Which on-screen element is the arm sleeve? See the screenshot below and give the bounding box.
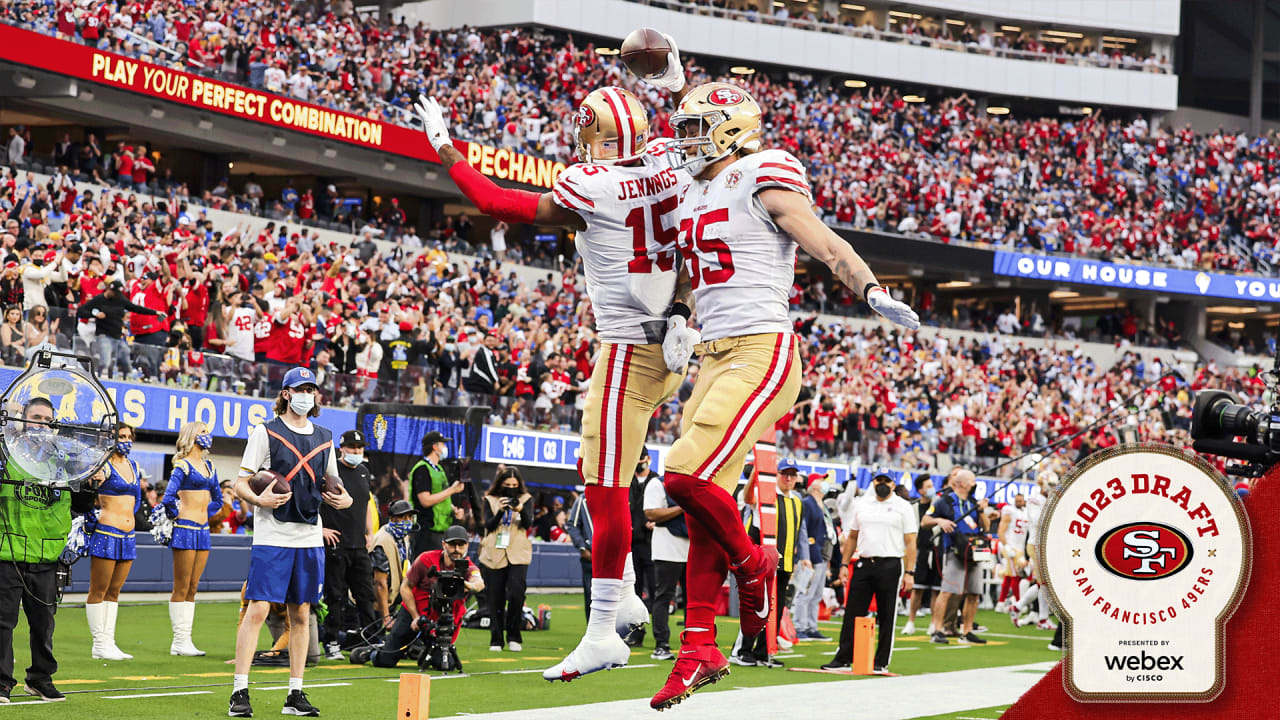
[124,299,161,315]
[518,501,535,529]
[162,464,183,519]
[448,161,541,224]
[76,294,102,319]
[206,467,223,518]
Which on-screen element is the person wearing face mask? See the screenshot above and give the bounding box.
[478,467,533,652]
[351,525,484,668]
[902,474,940,636]
[230,366,351,719]
[368,501,417,633]
[409,431,463,560]
[319,430,377,659]
[822,473,918,675]
[85,423,142,662]
[793,474,836,642]
[161,421,222,657]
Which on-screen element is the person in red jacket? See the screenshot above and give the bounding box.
[130,274,172,345]
[811,399,839,457]
[298,189,314,221]
[114,144,134,189]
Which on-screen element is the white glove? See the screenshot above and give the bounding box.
[642,33,686,93]
[414,94,453,152]
[662,315,700,373]
[866,285,920,330]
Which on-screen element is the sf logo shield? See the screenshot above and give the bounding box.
[1095,522,1193,580]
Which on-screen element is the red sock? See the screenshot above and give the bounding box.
[1010,578,1021,601]
[682,513,728,645]
[584,485,630,579]
[999,576,1014,603]
[665,471,756,568]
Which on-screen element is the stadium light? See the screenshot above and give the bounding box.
[844,79,867,88]
[888,10,922,19]
[1103,36,1138,43]
[384,160,397,172]
[271,134,287,147]
[1000,25,1021,32]
[1042,29,1084,38]
[14,73,35,89]
[595,47,619,55]
[1049,290,1079,299]
[902,95,925,103]
[937,281,973,289]
[228,162,235,170]
[840,4,865,10]
[1206,306,1257,315]
[322,146,338,159]
[987,106,1010,115]
[730,66,756,75]
[1082,107,1093,115]
[945,19,966,26]
[197,116,213,130]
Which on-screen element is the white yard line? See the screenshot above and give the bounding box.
[103,690,214,700]
[457,661,1058,720]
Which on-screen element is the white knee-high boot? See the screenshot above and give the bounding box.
[87,603,127,660]
[103,601,133,659]
[170,601,204,656]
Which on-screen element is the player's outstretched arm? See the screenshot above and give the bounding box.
[415,95,584,230]
[760,188,920,330]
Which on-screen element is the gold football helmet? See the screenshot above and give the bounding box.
[573,87,650,164]
[668,82,763,176]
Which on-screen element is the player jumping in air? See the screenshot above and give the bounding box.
[413,35,700,683]
[649,81,920,710]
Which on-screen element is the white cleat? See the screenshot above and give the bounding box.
[170,639,205,656]
[616,592,649,636]
[901,620,916,636]
[542,634,631,683]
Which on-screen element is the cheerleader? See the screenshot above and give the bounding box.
[86,423,141,660]
[161,421,222,656]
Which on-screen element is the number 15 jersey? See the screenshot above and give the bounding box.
[678,149,812,342]
[551,139,691,345]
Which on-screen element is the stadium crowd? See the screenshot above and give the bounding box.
[0,6,1268,275]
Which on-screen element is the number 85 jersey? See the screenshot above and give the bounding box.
[551,138,691,345]
[678,149,812,342]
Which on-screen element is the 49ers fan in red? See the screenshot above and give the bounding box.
[412,32,698,685]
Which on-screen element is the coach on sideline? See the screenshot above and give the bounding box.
[822,473,917,675]
[230,367,351,718]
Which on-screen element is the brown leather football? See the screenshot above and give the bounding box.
[248,470,289,496]
[621,27,670,78]
[323,473,343,495]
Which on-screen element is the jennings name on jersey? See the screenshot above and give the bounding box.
[679,149,812,342]
[551,138,691,345]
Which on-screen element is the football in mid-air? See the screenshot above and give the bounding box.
[249,470,289,496]
[621,27,671,78]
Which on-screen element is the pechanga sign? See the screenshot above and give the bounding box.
[0,24,565,189]
[993,251,1280,301]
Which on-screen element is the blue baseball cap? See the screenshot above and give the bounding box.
[778,458,800,474]
[282,366,318,389]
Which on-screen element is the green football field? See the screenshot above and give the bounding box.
[4,596,1055,718]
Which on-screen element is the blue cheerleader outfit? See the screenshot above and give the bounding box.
[88,458,141,561]
[162,458,222,551]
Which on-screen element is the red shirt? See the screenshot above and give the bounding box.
[129,280,169,336]
[812,410,837,441]
[266,311,308,364]
[253,315,272,355]
[115,152,134,178]
[181,282,209,328]
[403,550,473,643]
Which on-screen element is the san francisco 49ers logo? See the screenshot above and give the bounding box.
[576,105,596,128]
[708,88,744,106]
[1094,522,1193,581]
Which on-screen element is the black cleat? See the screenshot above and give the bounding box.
[961,632,988,645]
[931,631,950,644]
[282,689,319,716]
[820,660,851,671]
[228,689,253,717]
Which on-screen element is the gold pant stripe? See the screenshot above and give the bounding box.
[580,342,683,488]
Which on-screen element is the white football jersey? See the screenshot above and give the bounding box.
[1002,503,1030,551]
[551,139,690,344]
[1025,486,1047,545]
[678,149,812,341]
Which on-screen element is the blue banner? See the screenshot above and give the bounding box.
[0,367,357,441]
[992,251,1280,301]
[849,466,1030,503]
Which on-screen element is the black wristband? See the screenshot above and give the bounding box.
[863,282,880,300]
[668,302,691,320]
[904,570,915,576]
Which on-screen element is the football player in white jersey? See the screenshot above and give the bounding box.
[1013,471,1060,630]
[996,493,1030,612]
[648,81,919,710]
[414,49,701,683]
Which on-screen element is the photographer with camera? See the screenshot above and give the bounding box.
[921,469,990,646]
[350,525,482,668]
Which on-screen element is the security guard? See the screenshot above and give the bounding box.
[823,473,918,674]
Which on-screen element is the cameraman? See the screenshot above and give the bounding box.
[0,398,98,702]
[922,469,989,645]
[354,525,482,668]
